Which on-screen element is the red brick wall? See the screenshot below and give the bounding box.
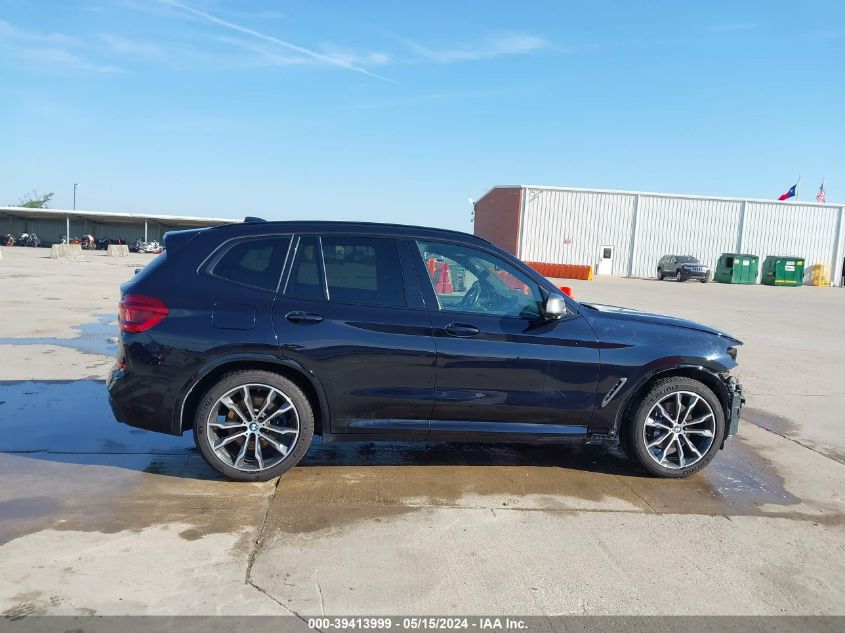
[472,187,521,256]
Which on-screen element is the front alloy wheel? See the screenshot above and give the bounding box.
[642,391,716,470]
[625,376,725,477]
[676,270,683,282]
[194,370,314,481]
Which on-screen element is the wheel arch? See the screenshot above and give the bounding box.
[175,355,329,438]
[613,365,729,436]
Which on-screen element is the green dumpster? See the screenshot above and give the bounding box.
[761,255,804,286]
[714,253,759,284]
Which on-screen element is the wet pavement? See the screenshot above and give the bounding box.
[0,313,119,357]
[0,247,843,615]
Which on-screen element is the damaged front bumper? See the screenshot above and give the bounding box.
[725,375,744,436]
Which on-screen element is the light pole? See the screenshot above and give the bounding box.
[67,183,78,244]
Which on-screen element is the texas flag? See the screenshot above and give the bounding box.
[778,184,797,201]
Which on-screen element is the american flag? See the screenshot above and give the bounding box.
[817,181,826,204]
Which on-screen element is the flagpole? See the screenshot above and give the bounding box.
[796,175,801,200]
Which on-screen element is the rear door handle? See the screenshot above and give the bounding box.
[445,322,480,337]
[285,311,324,324]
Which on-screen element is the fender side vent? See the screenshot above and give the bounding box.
[601,377,628,408]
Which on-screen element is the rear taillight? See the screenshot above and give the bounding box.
[119,295,169,333]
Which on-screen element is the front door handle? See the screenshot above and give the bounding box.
[445,322,480,337]
[285,311,324,324]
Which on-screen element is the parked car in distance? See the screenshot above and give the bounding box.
[658,255,711,282]
[108,220,743,481]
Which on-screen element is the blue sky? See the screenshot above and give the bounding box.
[1,1,842,230]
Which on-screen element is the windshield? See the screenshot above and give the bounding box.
[677,256,700,264]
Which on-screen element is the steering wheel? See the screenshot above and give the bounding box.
[459,281,488,311]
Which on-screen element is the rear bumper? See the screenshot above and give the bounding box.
[107,363,178,435]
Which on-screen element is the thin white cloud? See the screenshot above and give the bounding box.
[100,33,165,59]
[214,36,313,67]
[710,23,759,33]
[405,33,549,63]
[0,19,121,74]
[158,0,397,82]
[321,47,392,67]
[335,88,514,111]
[0,19,81,48]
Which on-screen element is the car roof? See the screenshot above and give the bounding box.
[208,220,490,244]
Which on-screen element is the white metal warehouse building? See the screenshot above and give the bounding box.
[473,185,845,284]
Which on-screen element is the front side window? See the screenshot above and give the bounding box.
[416,240,543,318]
[322,236,405,307]
[212,236,290,291]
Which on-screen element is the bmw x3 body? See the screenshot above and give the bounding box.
[108,220,744,481]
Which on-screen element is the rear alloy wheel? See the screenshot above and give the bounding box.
[657,268,664,280]
[625,377,725,478]
[194,370,313,481]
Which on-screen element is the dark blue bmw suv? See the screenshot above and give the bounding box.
[108,220,744,481]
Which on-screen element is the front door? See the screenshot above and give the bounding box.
[412,239,599,436]
[273,234,436,434]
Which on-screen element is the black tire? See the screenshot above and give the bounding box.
[623,376,725,478]
[699,278,708,284]
[675,270,684,282]
[657,268,664,280]
[193,369,314,481]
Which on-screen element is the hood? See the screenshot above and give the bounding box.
[580,303,742,343]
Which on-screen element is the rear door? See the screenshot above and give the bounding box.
[272,233,436,434]
[412,238,599,436]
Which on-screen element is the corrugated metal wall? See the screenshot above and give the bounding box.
[511,186,845,283]
[742,202,840,273]
[632,196,743,277]
[520,188,636,277]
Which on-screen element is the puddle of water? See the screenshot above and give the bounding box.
[270,434,804,534]
[0,379,192,454]
[0,452,272,547]
[0,379,828,545]
[0,312,118,356]
[0,378,268,546]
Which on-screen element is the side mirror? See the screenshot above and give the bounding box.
[542,293,567,320]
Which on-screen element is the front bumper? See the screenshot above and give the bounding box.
[681,268,710,279]
[726,379,744,436]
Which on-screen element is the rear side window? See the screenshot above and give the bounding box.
[322,236,405,307]
[285,236,325,301]
[284,235,406,307]
[212,236,290,291]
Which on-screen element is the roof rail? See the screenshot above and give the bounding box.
[244,216,267,223]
